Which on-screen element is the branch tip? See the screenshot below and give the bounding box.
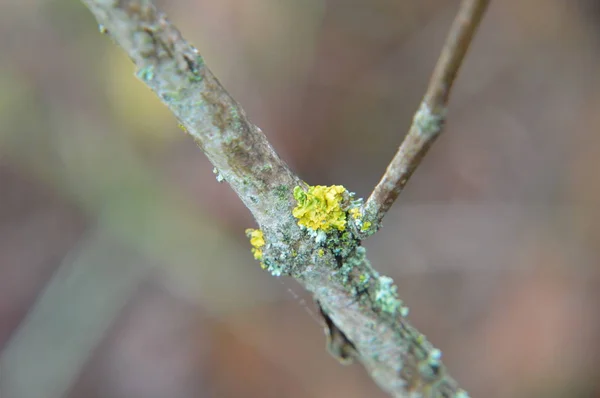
[365,0,490,227]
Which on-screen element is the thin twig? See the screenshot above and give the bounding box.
[364,0,490,227]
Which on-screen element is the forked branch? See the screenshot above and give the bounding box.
[80,0,490,396]
[365,0,490,227]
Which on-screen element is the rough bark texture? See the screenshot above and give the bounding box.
[80,0,487,396]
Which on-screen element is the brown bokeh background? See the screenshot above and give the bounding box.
[1,0,600,397]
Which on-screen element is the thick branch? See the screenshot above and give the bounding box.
[81,1,481,396]
[365,0,490,226]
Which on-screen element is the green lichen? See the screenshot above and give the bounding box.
[229,106,242,131]
[188,55,205,82]
[375,275,409,316]
[261,259,284,276]
[414,102,445,137]
[136,65,154,82]
[212,167,224,183]
[454,389,470,398]
[275,184,289,200]
[161,91,184,102]
[358,273,370,288]
[338,246,366,284]
[428,348,442,367]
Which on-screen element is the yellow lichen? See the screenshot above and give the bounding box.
[349,208,361,219]
[349,207,372,232]
[318,249,325,257]
[245,228,265,260]
[292,185,348,232]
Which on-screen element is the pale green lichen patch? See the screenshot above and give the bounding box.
[375,276,409,316]
[212,167,225,182]
[188,55,205,82]
[274,184,289,201]
[454,389,470,398]
[338,245,366,284]
[413,102,446,137]
[136,65,155,82]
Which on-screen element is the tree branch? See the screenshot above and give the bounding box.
[80,0,488,396]
[364,0,490,227]
[82,0,301,230]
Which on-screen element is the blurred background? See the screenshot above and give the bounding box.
[1,0,600,397]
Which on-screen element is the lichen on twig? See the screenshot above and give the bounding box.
[80,0,490,396]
